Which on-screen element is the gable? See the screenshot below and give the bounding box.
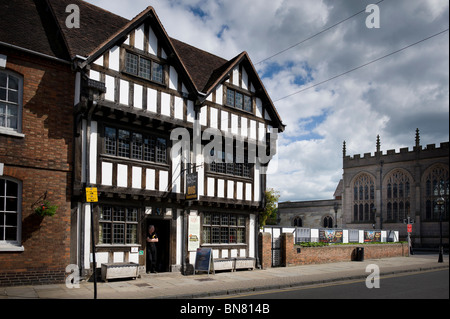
[203,54,285,132]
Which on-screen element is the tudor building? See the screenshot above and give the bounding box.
[69,4,284,276]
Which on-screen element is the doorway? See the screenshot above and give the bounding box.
[146,218,171,273]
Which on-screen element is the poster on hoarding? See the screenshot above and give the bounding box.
[364,230,381,242]
[319,229,343,243]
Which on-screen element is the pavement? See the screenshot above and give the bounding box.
[0,253,448,299]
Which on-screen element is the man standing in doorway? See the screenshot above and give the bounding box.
[146,225,159,274]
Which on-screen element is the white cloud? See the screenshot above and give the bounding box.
[86,0,449,202]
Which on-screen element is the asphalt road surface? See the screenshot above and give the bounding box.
[224,269,449,299]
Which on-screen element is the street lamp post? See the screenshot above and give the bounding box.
[436,197,445,263]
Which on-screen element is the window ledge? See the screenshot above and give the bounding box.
[0,243,24,252]
[0,128,25,138]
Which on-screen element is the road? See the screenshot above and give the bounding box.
[222,269,449,299]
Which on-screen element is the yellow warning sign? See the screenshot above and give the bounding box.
[86,187,98,202]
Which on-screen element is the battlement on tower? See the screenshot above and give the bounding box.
[343,137,449,169]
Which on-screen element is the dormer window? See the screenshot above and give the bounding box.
[226,88,252,113]
[124,51,164,84]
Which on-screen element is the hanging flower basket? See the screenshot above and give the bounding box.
[34,200,58,217]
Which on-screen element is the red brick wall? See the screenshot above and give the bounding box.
[0,49,74,286]
[258,232,272,269]
[259,232,409,269]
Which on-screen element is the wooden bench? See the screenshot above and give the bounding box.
[101,262,139,282]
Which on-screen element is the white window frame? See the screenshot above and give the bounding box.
[0,70,24,138]
[0,177,24,252]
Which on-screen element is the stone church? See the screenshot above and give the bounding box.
[279,129,449,248]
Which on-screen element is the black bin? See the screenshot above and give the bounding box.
[355,247,364,261]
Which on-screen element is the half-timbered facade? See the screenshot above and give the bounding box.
[72,5,285,276]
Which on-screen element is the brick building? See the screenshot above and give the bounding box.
[0,0,75,285]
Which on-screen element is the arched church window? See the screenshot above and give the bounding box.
[352,173,376,222]
[423,165,449,221]
[385,169,412,222]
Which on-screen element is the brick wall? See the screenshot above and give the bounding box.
[258,232,272,269]
[258,232,409,269]
[0,49,74,286]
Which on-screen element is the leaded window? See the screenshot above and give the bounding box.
[125,51,164,84]
[352,173,375,222]
[423,165,449,221]
[202,213,246,244]
[104,127,167,164]
[226,88,252,113]
[385,169,411,222]
[99,206,138,245]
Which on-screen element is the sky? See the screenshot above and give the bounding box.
[85,0,449,202]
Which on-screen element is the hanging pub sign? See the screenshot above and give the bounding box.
[186,172,198,200]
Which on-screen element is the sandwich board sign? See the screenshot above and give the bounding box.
[194,248,214,275]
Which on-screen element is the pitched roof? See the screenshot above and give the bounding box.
[0,0,70,60]
[47,0,128,59]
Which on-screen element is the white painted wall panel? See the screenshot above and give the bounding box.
[109,46,120,71]
[119,80,129,105]
[146,169,155,190]
[210,107,218,128]
[89,70,100,81]
[174,96,183,120]
[147,88,157,113]
[258,122,265,142]
[169,66,178,90]
[132,166,142,189]
[242,68,248,90]
[159,170,169,192]
[134,24,145,50]
[105,75,115,102]
[101,162,113,186]
[254,165,260,201]
[215,84,223,105]
[236,182,243,200]
[217,179,225,198]
[240,117,247,137]
[249,120,256,140]
[200,106,207,126]
[207,177,215,197]
[148,26,158,55]
[93,55,103,67]
[227,180,234,199]
[232,67,239,86]
[221,110,228,132]
[161,92,171,117]
[231,114,238,135]
[249,214,255,257]
[187,100,194,123]
[255,97,263,118]
[134,84,143,109]
[117,164,128,188]
[89,121,97,184]
[246,183,252,201]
